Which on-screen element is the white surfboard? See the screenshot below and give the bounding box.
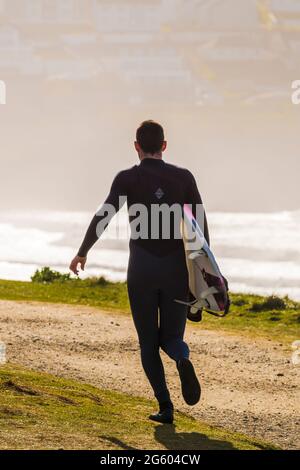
[176,204,230,317]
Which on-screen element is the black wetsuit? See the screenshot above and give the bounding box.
[78,158,209,404]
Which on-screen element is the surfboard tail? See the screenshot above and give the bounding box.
[182,204,230,318]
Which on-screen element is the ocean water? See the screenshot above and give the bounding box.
[0,209,300,300]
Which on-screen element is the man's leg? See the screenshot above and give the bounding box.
[159,287,190,362]
[127,282,171,404]
[158,250,201,406]
[158,248,190,361]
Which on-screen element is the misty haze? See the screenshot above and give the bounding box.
[0,0,300,299]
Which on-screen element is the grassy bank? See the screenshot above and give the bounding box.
[0,278,299,342]
[0,364,276,450]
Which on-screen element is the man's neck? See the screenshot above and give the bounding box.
[140,152,162,161]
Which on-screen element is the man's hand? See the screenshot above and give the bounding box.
[69,256,87,276]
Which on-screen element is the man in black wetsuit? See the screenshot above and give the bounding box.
[70,120,210,424]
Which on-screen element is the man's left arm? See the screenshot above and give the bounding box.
[185,171,210,246]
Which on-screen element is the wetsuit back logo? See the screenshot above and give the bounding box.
[155,188,164,200]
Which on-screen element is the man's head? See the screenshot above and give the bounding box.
[135,120,167,159]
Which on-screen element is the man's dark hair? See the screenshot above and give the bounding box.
[136,120,165,155]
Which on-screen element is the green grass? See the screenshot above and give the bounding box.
[0,278,299,343]
[0,277,130,312]
[0,364,277,450]
[199,293,300,343]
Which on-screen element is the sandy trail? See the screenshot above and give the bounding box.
[0,300,299,449]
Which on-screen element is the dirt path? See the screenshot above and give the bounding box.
[0,300,299,449]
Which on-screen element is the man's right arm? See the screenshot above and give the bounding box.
[77,172,127,258]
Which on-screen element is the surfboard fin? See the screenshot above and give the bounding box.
[175,286,230,318]
[174,298,208,311]
[188,251,208,260]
